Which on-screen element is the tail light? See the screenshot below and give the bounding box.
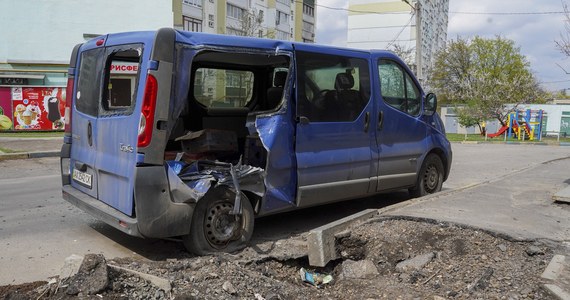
[137,74,158,148]
[64,76,74,134]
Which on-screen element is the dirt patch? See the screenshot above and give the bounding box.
[0,219,556,299]
[0,281,46,299]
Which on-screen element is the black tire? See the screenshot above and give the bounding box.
[409,154,444,198]
[183,187,254,255]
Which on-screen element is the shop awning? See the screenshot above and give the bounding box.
[0,73,46,80]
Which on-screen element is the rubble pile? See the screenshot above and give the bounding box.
[1,219,557,299]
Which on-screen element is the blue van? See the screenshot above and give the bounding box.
[60,28,451,254]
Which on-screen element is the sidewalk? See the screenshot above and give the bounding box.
[382,156,570,299]
[0,137,62,160]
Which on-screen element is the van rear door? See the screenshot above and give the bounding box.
[71,38,145,216]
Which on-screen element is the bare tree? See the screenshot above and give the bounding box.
[389,44,415,68]
[556,1,570,56]
[227,9,274,38]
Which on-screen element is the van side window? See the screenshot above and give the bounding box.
[193,68,254,108]
[297,51,370,122]
[102,48,141,115]
[378,59,421,116]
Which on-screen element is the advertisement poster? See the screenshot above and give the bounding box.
[0,87,13,130]
[12,87,66,130]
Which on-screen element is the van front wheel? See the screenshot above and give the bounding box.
[409,154,444,198]
[183,187,254,255]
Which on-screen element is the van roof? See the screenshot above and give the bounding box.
[174,29,394,56]
[99,29,398,59]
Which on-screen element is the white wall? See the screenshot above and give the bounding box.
[0,0,173,63]
[441,105,570,135]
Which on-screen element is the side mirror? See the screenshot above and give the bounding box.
[424,93,437,116]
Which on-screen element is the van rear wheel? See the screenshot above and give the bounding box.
[409,154,444,198]
[183,187,254,255]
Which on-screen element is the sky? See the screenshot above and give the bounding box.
[315,0,570,92]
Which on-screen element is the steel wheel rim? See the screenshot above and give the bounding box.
[424,164,439,193]
[204,201,241,248]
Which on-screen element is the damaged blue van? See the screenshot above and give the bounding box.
[60,28,452,254]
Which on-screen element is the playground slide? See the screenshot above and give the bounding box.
[488,125,509,138]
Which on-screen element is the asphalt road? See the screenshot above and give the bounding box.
[1,143,569,285]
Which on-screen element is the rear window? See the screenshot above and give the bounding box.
[76,48,104,117]
[102,48,142,116]
[193,68,254,108]
[75,45,142,117]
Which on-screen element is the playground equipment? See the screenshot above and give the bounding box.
[487,109,544,140]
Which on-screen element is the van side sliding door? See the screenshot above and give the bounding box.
[294,49,375,207]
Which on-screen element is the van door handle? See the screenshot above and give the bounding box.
[364,112,370,132]
[87,121,93,147]
[298,116,310,125]
[378,111,384,130]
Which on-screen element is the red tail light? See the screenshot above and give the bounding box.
[137,74,158,148]
[64,76,74,134]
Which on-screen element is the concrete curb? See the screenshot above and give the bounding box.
[544,284,570,300]
[0,150,60,161]
[307,209,379,267]
[541,255,570,300]
[553,186,570,203]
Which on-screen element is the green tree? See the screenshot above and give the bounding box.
[431,36,545,132]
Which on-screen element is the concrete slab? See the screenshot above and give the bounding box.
[543,284,570,300]
[307,209,378,267]
[383,157,570,242]
[541,255,570,299]
[553,186,570,203]
[542,255,567,281]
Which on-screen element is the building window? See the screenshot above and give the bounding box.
[183,0,202,8]
[276,30,289,40]
[227,3,244,20]
[276,10,289,25]
[303,4,314,17]
[183,16,203,32]
[302,21,314,33]
[276,0,289,5]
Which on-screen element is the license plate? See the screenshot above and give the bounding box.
[72,168,92,189]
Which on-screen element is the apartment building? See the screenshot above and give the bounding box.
[174,0,316,42]
[347,0,449,82]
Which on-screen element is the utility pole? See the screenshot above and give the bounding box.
[402,0,422,82]
[415,0,422,83]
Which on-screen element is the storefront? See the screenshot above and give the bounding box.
[0,86,66,131]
